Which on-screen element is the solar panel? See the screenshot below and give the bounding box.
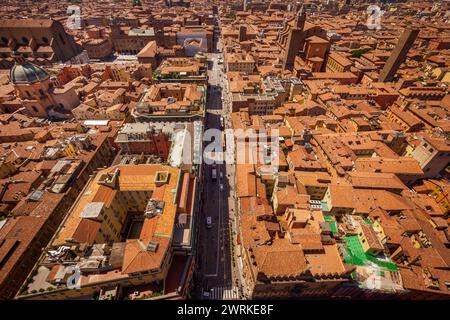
[28,190,44,201]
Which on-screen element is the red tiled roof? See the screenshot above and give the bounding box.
[72,219,101,245]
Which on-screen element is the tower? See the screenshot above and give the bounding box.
[282,6,306,71]
[378,28,419,82]
[295,4,306,30]
[239,25,247,42]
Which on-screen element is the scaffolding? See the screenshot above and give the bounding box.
[344,235,398,272]
[324,215,338,234]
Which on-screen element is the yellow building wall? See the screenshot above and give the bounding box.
[441,72,450,83]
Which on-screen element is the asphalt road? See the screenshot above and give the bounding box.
[194,30,242,299]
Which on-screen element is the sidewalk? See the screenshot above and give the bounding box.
[215,35,250,299]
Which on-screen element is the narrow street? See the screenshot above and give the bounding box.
[194,16,245,300]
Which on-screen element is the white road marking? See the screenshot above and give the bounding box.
[210,286,240,300]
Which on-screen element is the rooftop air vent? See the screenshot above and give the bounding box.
[147,241,159,252]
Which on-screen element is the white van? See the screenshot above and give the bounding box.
[206,216,212,228]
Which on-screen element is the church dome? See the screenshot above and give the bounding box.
[9,52,49,84]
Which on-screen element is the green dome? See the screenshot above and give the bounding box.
[10,62,49,84]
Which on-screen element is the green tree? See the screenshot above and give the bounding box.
[351,48,371,58]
